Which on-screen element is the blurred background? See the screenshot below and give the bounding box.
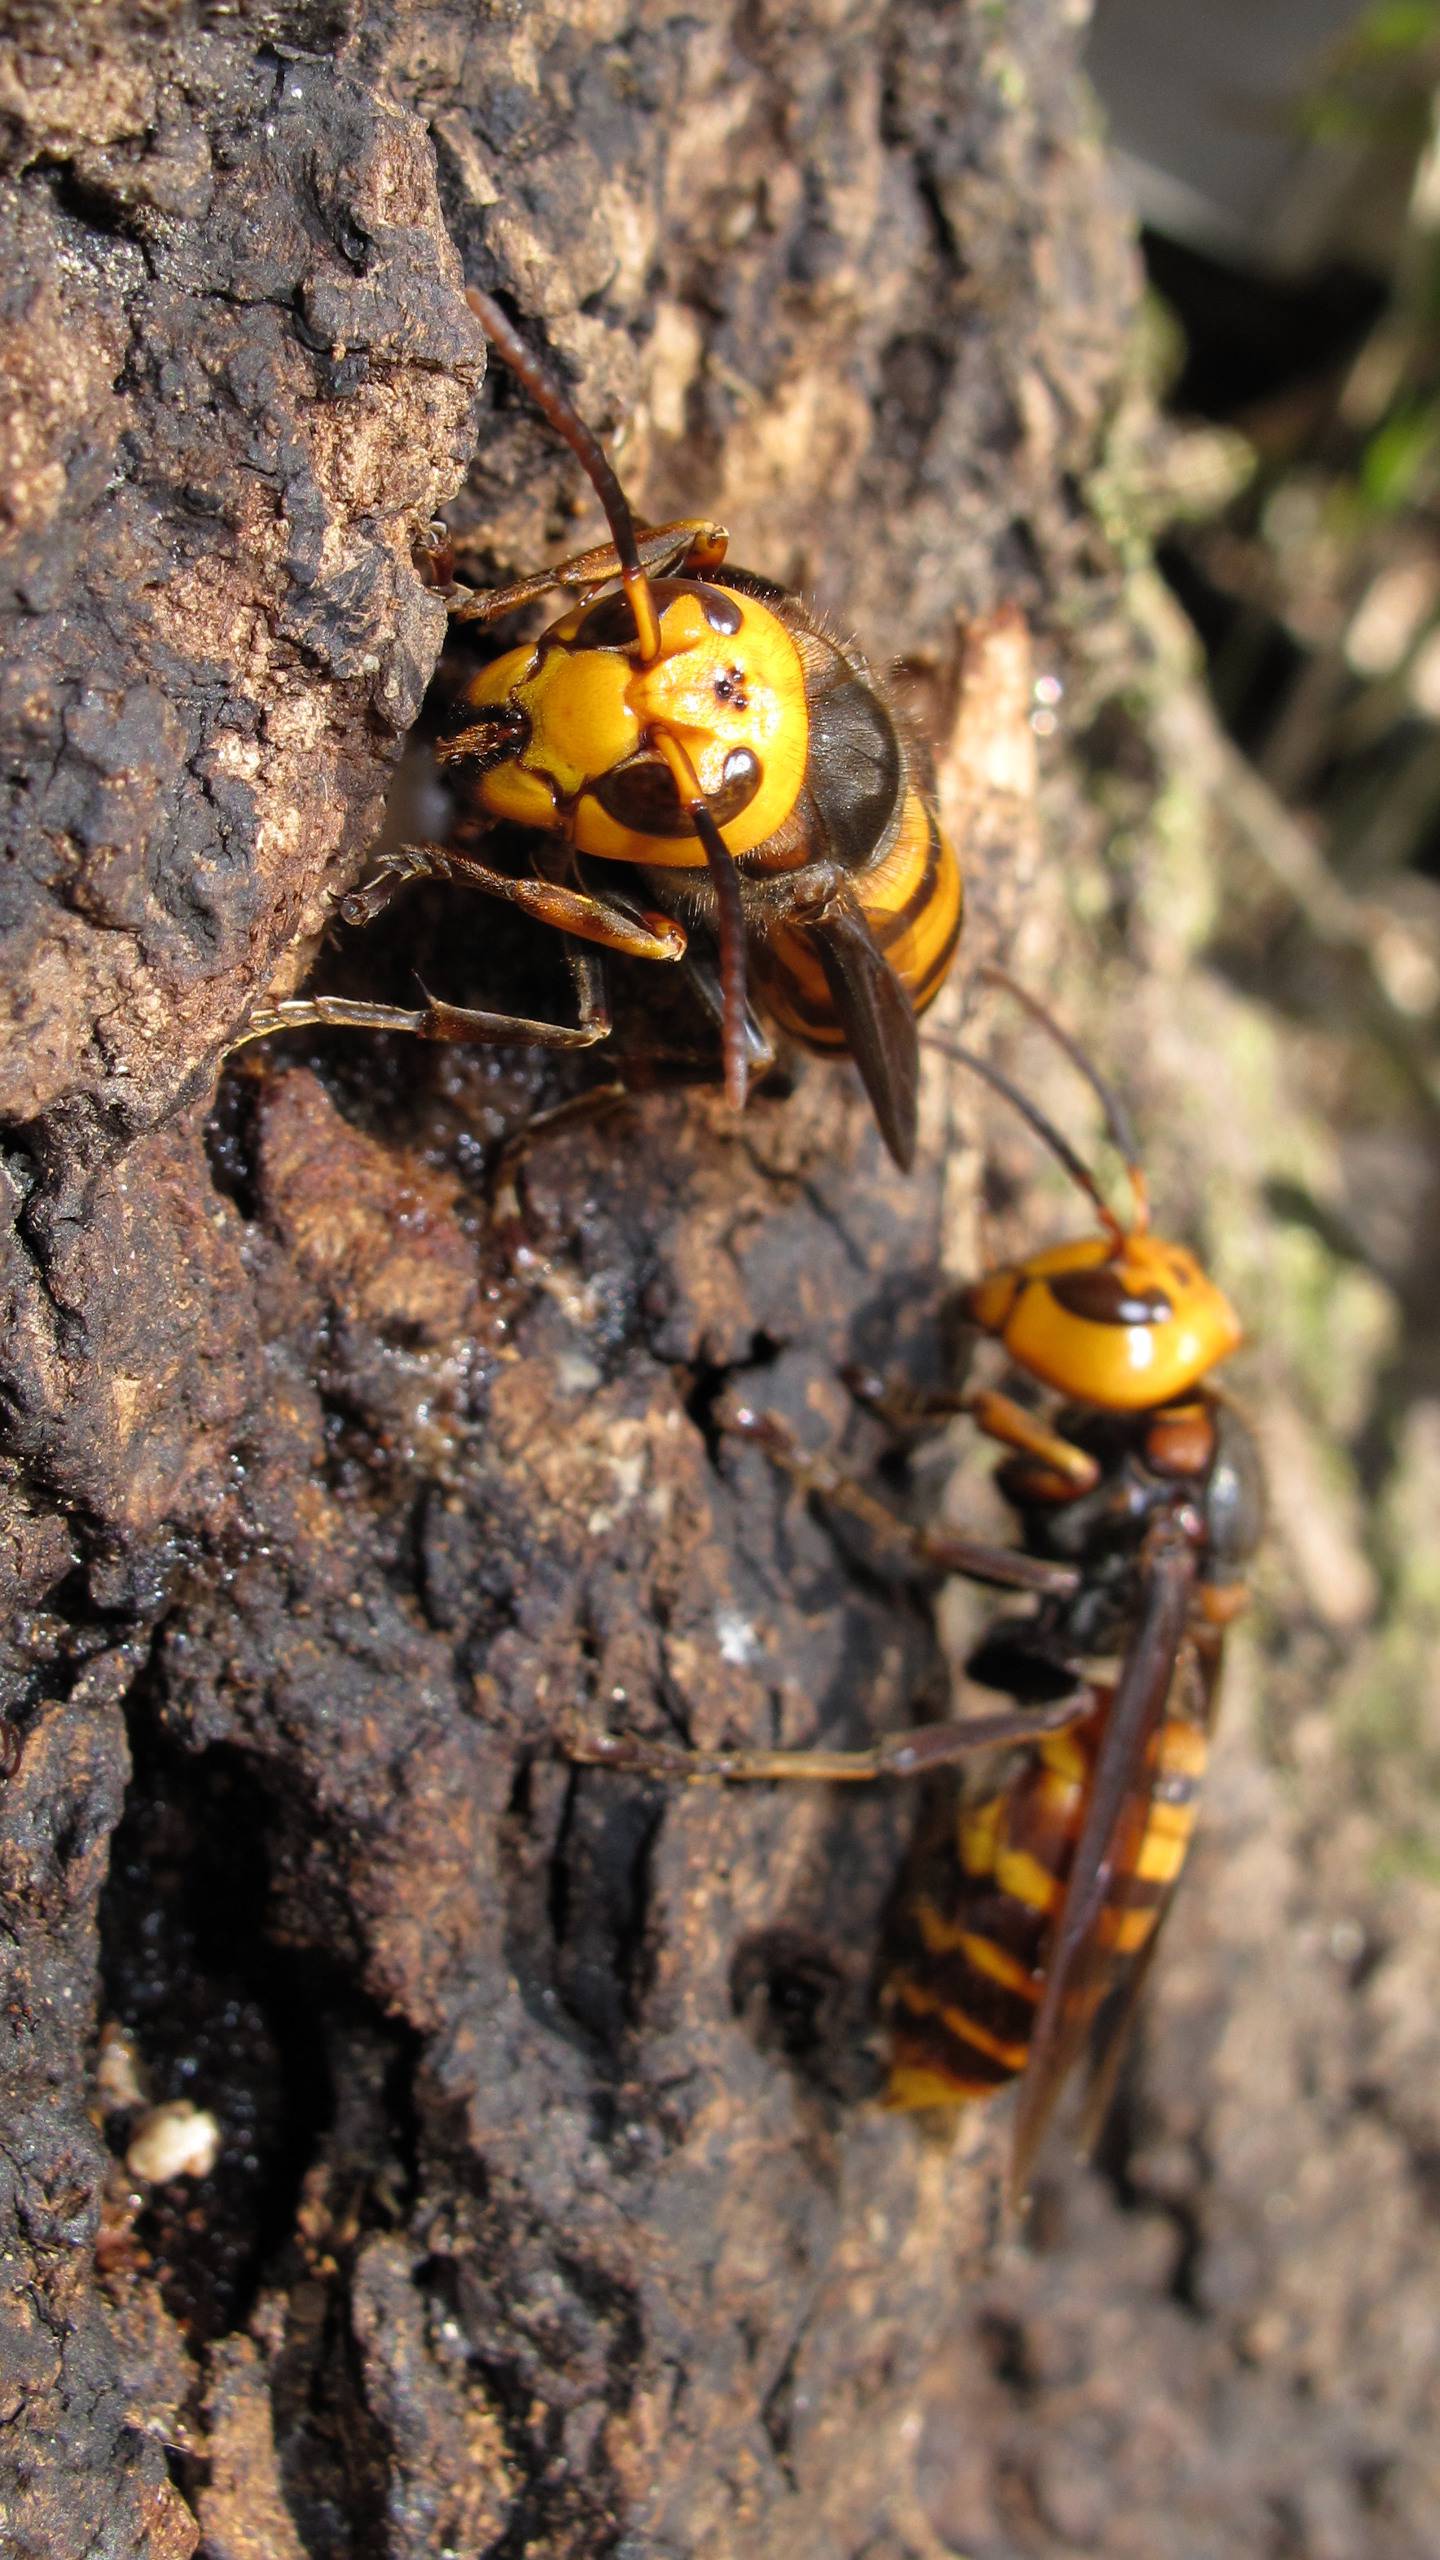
[925,19,1440,2546]
[1083,0,1440,1859]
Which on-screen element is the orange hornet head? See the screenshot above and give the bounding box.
[964,1230,1243,1411]
[462,579,809,867]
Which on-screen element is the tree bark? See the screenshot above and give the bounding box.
[4,7,1431,2560]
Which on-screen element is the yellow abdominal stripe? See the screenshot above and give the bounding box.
[912,1898,1041,2000]
[1037,1724,1088,1786]
[891,1978,1031,2074]
[885,1701,1206,2120]
[865,794,963,1003]
[955,1790,1005,1880]
[886,2060,995,2108]
[747,924,847,1046]
[753,791,962,1044]
[1159,1720,1208,1781]
[994,1844,1063,1915]
[957,1929,1043,2002]
[1132,1798,1196,1883]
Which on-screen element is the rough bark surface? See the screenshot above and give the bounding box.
[2,5,1434,2559]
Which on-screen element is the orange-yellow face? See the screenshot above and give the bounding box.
[458,579,809,866]
[964,1231,1243,1411]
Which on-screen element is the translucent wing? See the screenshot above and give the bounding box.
[1008,1535,1199,2200]
[804,893,920,1171]
[1073,1635,1223,2157]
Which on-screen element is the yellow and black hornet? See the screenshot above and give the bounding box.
[245,288,964,1168]
[574,975,1264,2194]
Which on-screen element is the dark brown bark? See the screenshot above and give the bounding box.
[3,7,1432,2560]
